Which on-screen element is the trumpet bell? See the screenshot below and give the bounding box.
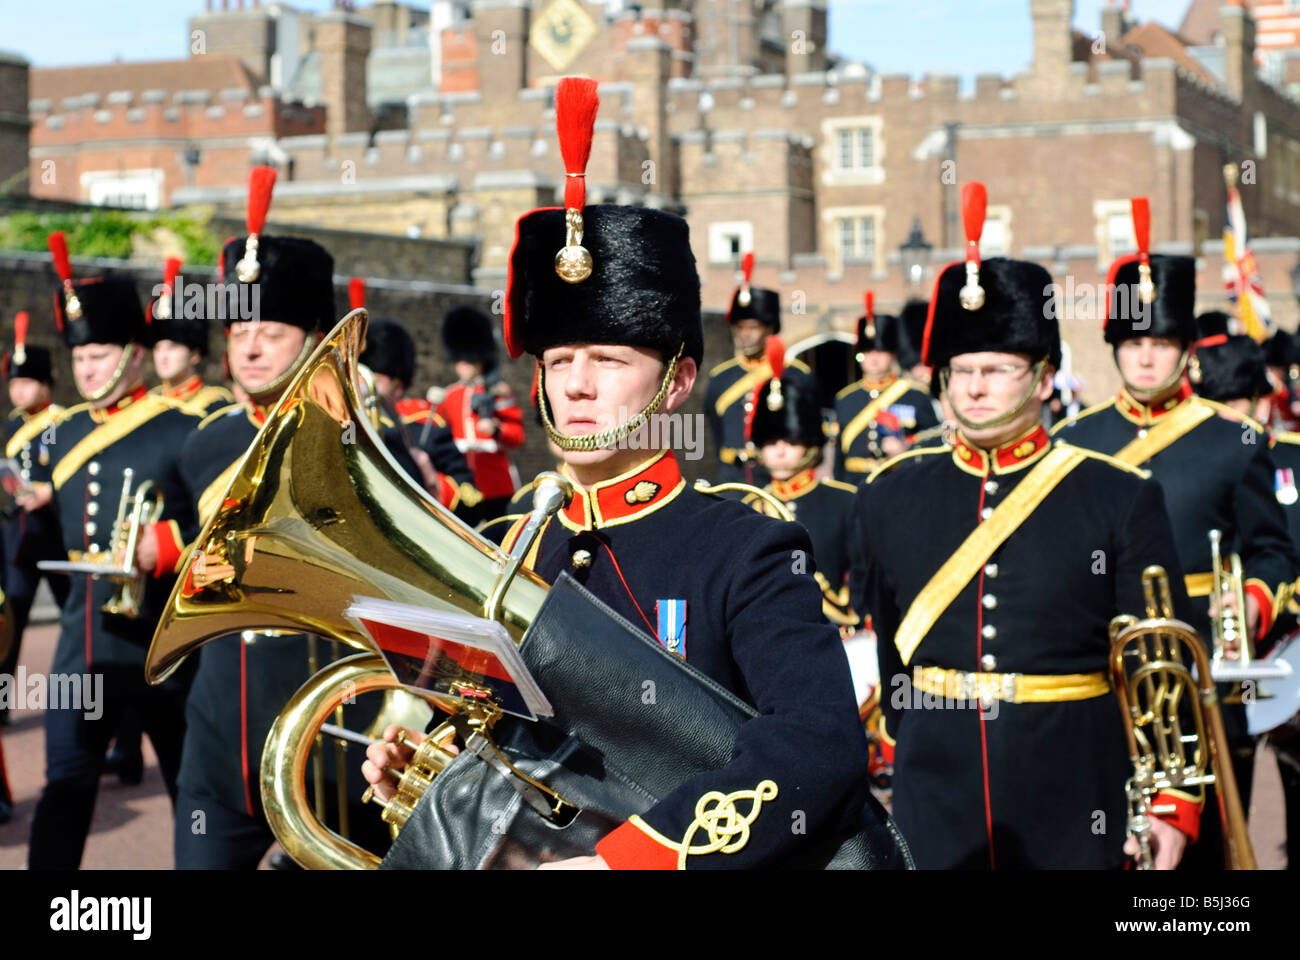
[145,307,549,685]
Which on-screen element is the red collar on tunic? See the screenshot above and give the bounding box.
[952,424,1051,476]
[558,449,687,531]
[90,383,149,423]
[769,467,818,501]
[1115,382,1192,426]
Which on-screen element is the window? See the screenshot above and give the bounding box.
[981,205,1013,257]
[822,117,884,186]
[708,220,754,264]
[835,215,877,261]
[1094,199,1136,266]
[81,169,163,211]
[824,205,885,268]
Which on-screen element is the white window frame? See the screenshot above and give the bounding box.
[981,204,1013,257]
[821,116,885,187]
[823,204,885,270]
[1094,198,1136,268]
[707,220,754,265]
[80,169,164,211]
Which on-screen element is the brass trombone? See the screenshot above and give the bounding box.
[1109,565,1256,869]
[39,466,164,619]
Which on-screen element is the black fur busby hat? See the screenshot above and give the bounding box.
[360,318,417,389]
[727,252,781,334]
[1193,334,1272,403]
[47,232,145,348]
[855,292,899,355]
[922,184,1059,388]
[1104,199,1196,345]
[3,313,53,383]
[442,306,499,373]
[218,166,335,333]
[897,299,930,371]
[147,256,209,354]
[1195,310,1233,340]
[504,79,703,366]
[748,337,824,449]
[1264,329,1300,370]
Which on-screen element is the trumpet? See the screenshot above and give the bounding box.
[39,466,164,619]
[1206,528,1290,698]
[1109,565,1256,869]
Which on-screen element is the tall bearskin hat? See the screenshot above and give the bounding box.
[922,183,1060,391]
[47,231,144,348]
[726,251,781,333]
[1265,329,1300,375]
[1104,198,1196,345]
[147,256,209,354]
[442,306,499,373]
[350,279,417,388]
[2,312,53,383]
[218,166,335,332]
[504,78,702,366]
[746,336,824,449]
[1192,332,1272,403]
[897,299,930,372]
[855,292,900,355]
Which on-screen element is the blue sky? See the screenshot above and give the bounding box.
[1,0,1196,73]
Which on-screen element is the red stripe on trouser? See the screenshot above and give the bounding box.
[240,641,253,817]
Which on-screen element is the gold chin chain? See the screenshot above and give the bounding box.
[941,358,1047,433]
[539,344,685,453]
[81,344,138,403]
[1117,349,1189,401]
[233,335,318,405]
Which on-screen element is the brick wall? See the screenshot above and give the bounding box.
[0,52,31,196]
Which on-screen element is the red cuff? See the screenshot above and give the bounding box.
[1153,792,1201,843]
[1244,582,1274,640]
[436,475,458,509]
[594,818,679,870]
[152,520,185,579]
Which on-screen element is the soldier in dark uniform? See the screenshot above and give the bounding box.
[1053,198,1298,870]
[703,251,811,486]
[853,182,1199,869]
[145,256,233,415]
[23,231,202,869]
[1264,328,1300,432]
[897,298,934,391]
[738,336,859,633]
[158,168,391,868]
[833,293,940,485]
[363,77,870,869]
[350,282,480,523]
[1,318,69,725]
[434,306,525,523]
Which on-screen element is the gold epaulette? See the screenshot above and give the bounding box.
[821,477,858,494]
[197,402,245,430]
[1055,441,1152,479]
[866,445,949,484]
[834,380,864,402]
[1048,398,1115,435]
[1273,430,1300,447]
[1193,395,1267,432]
[707,356,741,378]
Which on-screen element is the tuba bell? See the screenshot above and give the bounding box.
[1108,564,1256,869]
[145,308,562,869]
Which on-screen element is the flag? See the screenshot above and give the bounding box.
[1223,164,1273,342]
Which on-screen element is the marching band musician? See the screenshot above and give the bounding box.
[1052,198,1298,869]
[1,318,68,726]
[147,255,234,414]
[363,77,870,870]
[833,293,940,485]
[704,249,812,487]
[159,168,389,868]
[853,182,1198,869]
[741,335,860,634]
[350,282,482,522]
[897,298,934,391]
[23,232,203,869]
[434,305,525,522]
[1264,329,1300,432]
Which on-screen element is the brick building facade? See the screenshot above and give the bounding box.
[15,0,1300,401]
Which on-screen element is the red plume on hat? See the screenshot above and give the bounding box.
[1131,196,1155,305]
[349,277,366,311]
[864,291,876,340]
[13,311,29,366]
[154,255,182,321]
[959,182,987,311]
[235,165,278,283]
[745,334,787,442]
[553,76,599,285]
[47,230,81,329]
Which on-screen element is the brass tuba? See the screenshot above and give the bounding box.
[145,308,567,869]
[1108,565,1256,869]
